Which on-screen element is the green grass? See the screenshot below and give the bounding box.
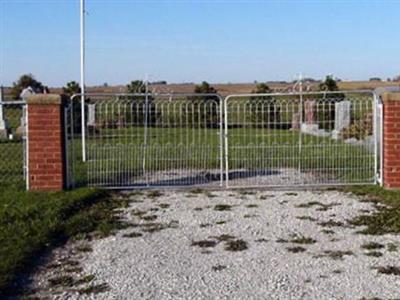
[65,126,374,187]
[345,186,400,235]
[0,187,126,296]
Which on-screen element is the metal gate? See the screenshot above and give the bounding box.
[66,90,380,189]
[224,90,379,187]
[66,93,223,188]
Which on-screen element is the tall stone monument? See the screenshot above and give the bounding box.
[0,86,8,139]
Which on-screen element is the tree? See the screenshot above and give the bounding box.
[193,81,219,128]
[62,81,81,96]
[194,81,217,94]
[317,76,345,130]
[126,80,147,94]
[11,74,44,99]
[251,83,279,128]
[318,75,339,91]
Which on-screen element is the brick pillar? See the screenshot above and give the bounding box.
[27,94,65,191]
[382,92,400,189]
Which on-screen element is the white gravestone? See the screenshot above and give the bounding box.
[0,87,8,139]
[332,101,351,140]
[334,101,351,131]
[87,104,96,126]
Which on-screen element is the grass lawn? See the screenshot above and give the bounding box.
[0,187,128,297]
[66,127,375,186]
[345,186,400,235]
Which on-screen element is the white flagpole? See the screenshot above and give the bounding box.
[80,0,86,162]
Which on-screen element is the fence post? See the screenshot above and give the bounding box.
[26,94,65,191]
[382,92,400,189]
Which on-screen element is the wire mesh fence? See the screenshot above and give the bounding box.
[66,91,378,189]
[0,100,26,189]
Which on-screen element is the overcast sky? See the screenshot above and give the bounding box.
[1,0,400,87]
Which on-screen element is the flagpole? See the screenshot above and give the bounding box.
[80,0,86,162]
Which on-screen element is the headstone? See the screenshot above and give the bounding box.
[20,86,35,101]
[334,101,351,131]
[292,113,300,129]
[304,100,316,124]
[87,104,96,126]
[0,87,8,139]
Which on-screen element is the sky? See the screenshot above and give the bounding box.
[1,0,400,87]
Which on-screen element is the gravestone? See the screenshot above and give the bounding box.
[304,100,316,124]
[0,87,8,139]
[334,101,351,131]
[332,100,351,140]
[87,104,96,126]
[292,113,300,130]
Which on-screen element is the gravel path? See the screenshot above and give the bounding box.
[27,189,400,299]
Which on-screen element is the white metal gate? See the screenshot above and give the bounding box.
[67,93,223,188]
[66,90,380,189]
[224,90,379,187]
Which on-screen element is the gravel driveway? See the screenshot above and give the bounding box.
[28,189,400,299]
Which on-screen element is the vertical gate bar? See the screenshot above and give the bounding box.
[219,96,224,187]
[224,96,229,188]
[373,92,378,184]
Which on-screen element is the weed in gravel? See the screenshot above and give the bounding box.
[290,235,317,245]
[131,209,147,218]
[76,275,95,285]
[78,283,110,295]
[259,194,275,200]
[76,244,92,252]
[387,243,398,252]
[214,204,232,211]
[243,214,258,218]
[246,204,258,208]
[216,220,227,225]
[238,190,256,196]
[224,239,248,252]
[296,201,324,208]
[374,265,400,276]
[255,238,268,243]
[147,191,163,199]
[286,246,306,253]
[189,188,204,194]
[150,207,159,212]
[317,220,345,228]
[212,265,227,271]
[48,275,75,287]
[158,203,170,209]
[139,221,178,233]
[200,223,213,228]
[276,238,289,243]
[321,229,336,235]
[365,251,383,257]
[210,234,235,242]
[192,240,218,248]
[123,232,143,238]
[285,192,298,196]
[332,269,343,274]
[316,250,353,260]
[194,207,203,211]
[296,216,317,222]
[361,242,384,250]
[141,215,158,221]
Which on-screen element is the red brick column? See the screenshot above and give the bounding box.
[27,95,65,191]
[382,92,400,189]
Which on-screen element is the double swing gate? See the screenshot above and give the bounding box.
[66,90,380,189]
